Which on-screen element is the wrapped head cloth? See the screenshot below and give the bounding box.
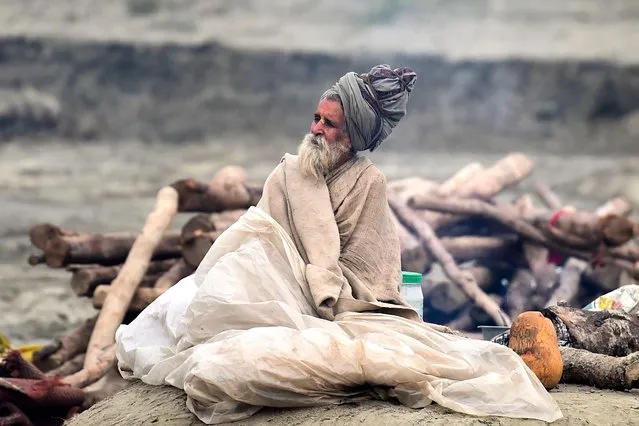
[322,64,417,152]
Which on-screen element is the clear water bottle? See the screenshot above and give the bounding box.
[400,271,423,319]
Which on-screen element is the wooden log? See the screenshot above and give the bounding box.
[81,366,131,410]
[181,209,247,243]
[182,230,225,268]
[29,223,80,250]
[440,235,520,264]
[170,166,261,213]
[42,230,182,269]
[154,259,194,290]
[415,154,533,231]
[596,196,633,218]
[533,182,563,211]
[545,258,588,307]
[45,353,85,378]
[84,186,178,372]
[27,253,46,266]
[69,259,177,296]
[64,344,116,388]
[389,196,510,326]
[424,266,496,315]
[436,162,484,197]
[507,195,559,315]
[92,286,166,311]
[181,209,247,268]
[390,210,430,274]
[408,195,639,275]
[526,209,637,249]
[505,267,561,319]
[543,305,639,356]
[559,347,639,390]
[547,196,635,305]
[32,315,97,372]
[387,177,439,201]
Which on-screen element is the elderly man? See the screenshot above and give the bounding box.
[116,65,562,426]
[257,64,419,321]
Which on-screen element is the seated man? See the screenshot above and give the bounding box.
[116,65,561,425]
[256,64,419,321]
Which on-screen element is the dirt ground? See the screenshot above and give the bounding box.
[67,381,639,426]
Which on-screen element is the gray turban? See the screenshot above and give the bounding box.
[321,64,417,152]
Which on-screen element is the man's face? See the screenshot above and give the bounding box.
[298,99,352,179]
[310,99,350,148]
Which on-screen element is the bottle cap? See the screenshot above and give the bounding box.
[401,271,422,285]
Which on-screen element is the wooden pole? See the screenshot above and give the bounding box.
[83,186,179,371]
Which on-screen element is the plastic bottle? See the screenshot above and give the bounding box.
[401,271,423,319]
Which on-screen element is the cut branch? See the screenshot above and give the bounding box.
[83,186,179,371]
[170,166,261,213]
[92,286,166,311]
[389,196,510,326]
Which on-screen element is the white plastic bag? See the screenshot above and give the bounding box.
[116,207,562,424]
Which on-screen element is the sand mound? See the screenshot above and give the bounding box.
[66,381,639,425]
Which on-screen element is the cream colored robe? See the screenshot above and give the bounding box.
[257,153,419,321]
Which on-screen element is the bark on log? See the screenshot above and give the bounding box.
[560,347,639,390]
[154,259,194,291]
[84,186,179,372]
[170,166,261,213]
[389,197,510,326]
[32,315,97,373]
[543,305,639,356]
[30,225,182,268]
[92,286,166,311]
[69,259,177,296]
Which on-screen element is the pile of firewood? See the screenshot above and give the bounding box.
[23,153,639,402]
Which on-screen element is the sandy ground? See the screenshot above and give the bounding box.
[66,381,639,426]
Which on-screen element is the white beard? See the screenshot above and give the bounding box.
[297,133,351,180]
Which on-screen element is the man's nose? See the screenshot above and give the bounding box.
[311,120,324,135]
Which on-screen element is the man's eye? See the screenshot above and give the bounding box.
[324,121,335,128]
[313,115,321,122]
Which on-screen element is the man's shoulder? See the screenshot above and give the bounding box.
[356,157,387,186]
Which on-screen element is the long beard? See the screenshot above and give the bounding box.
[297,133,350,180]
